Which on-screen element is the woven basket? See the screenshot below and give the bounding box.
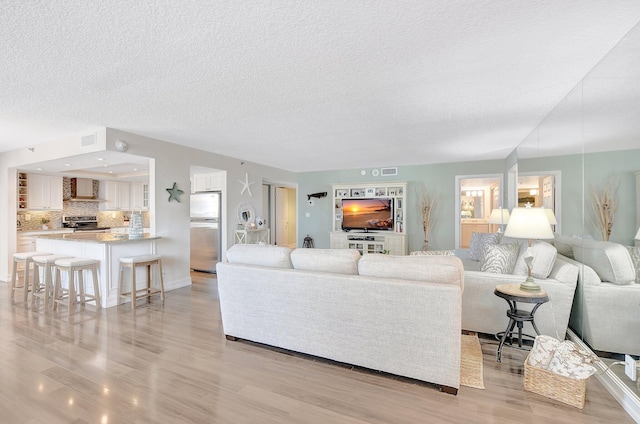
[523,353,586,409]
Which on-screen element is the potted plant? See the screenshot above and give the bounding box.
[41,218,50,230]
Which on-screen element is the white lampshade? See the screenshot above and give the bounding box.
[488,208,510,225]
[504,207,554,240]
[543,208,557,225]
[635,227,640,240]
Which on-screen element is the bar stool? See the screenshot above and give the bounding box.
[118,255,164,309]
[52,257,101,316]
[11,251,50,302]
[32,255,73,307]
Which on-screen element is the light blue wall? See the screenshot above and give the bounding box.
[298,159,507,252]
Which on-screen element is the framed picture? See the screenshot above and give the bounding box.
[388,189,397,196]
[375,188,387,196]
[336,189,348,198]
[335,213,342,221]
[351,188,365,197]
[365,187,375,196]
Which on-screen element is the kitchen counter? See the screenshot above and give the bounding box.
[36,233,160,244]
[36,234,161,308]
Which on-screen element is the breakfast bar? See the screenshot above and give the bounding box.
[35,233,161,308]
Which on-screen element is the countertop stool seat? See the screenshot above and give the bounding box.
[32,255,73,307]
[118,255,164,309]
[52,257,101,316]
[11,251,50,302]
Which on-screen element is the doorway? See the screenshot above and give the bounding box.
[518,171,561,233]
[455,174,504,249]
[264,182,297,248]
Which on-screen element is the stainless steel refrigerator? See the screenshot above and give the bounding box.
[190,191,221,273]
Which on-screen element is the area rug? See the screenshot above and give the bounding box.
[460,333,485,389]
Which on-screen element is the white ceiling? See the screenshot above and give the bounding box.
[2,1,639,173]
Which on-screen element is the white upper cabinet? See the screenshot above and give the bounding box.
[100,181,131,210]
[28,174,63,210]
[192,173,223,192]
[130,182,149,210]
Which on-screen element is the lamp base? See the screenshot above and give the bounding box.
[520,276,541,292]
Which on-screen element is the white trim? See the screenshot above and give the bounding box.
[567,329,640,423]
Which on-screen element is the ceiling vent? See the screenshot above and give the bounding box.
[380,167,398,176]
[81,133,96,147]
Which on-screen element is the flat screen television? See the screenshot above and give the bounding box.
[341,198,393,231]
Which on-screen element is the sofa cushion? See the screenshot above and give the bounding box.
[573,239,636,285]
[468,232,502,261]
[479,242,519,274]
[509,240,558,279]
[291,248,360,275]
[358,254,464,286]
[552,234,576,259]
[625,246,640,283]
[226,244,293,268]
[410,250,455,256]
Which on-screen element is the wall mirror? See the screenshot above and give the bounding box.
[516,22,640,413]
[455,175,502,249]
[237,202,255,226]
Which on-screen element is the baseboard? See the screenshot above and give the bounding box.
[567,330,640,423]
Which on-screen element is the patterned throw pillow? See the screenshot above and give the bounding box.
[625,246,640,283]
[410,250,455,256]
[479,242,520,274]
[468,232,502,261]
[546,341,598,380]
[528,335,561,369]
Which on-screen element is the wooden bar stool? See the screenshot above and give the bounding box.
[11,251,50,302]
[118,255,164,309]
[32,255,73,307]
[52,257,101,316]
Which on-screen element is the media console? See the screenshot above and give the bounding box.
[330,231,406,255]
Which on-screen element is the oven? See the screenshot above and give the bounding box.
[62,215,111,233]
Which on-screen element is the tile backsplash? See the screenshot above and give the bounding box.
[17,202,149,231]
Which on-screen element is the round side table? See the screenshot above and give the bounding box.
[494,283,549,363]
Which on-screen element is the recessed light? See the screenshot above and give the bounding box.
[64,163,71,167]
[97,158,104,161]
[36,168,42,171]
[103,164,108,167]
[133,168,138,171]
[108,171,113,174]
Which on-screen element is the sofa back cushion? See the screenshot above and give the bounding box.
[573,239,635,285]
[291,248,361,275]
[358,254,464,288]
[501,238,558,279]
[226,244,293,268]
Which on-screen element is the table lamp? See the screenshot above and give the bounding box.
[503,207,554,291]
[488,208,510,232]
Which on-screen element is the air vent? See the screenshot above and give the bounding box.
[81,133,96,147]
[380,167,398,176]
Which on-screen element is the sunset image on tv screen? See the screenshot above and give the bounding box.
[342,198,393,230]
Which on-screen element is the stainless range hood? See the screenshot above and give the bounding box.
[68,178,102,201]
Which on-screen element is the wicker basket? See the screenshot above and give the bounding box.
[523,353,587,409]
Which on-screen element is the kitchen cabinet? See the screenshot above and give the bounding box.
[100,181,130,210]
[130,182,149,210]
[192,173,223,193]
[460,221,490,248]
[28,174,63,210]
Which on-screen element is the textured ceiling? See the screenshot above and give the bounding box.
[1,1,639,172]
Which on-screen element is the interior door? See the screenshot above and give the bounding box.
[275,187,289,246]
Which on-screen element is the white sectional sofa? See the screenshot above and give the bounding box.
[216,244,465,394]
[414,233,580,339]
[551,235,640,355]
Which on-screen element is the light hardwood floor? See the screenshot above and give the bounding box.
[0,271,633,423]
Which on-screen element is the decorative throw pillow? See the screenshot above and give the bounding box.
[546,341,598,380]
[468,232,502,261]
[625,246,640,283]
[410,250,455,256]
[479,242,520,274]
[528,335,561,369]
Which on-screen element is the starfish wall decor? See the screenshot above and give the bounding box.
[239,173,255,196]
[166,182,184,202]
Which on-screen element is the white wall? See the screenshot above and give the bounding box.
[0,128,297,284]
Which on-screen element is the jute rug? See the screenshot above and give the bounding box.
[460,333,485,389]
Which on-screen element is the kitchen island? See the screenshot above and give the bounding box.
[35,233,161,308]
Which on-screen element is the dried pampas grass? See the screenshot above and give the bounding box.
[589,176,619,241]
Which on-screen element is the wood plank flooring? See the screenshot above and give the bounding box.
[0,272,633,423]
